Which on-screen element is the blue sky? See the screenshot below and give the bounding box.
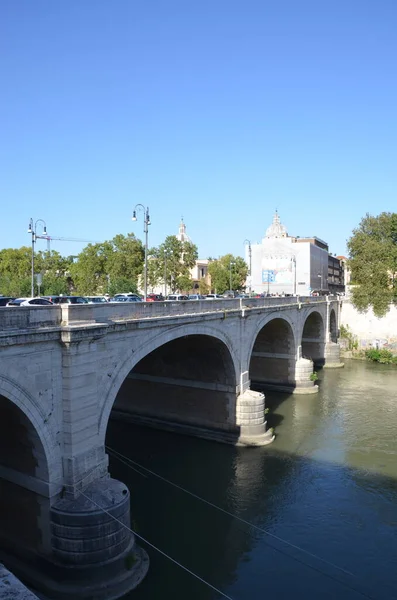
[2,0,396,259]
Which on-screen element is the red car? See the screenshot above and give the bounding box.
[146,294,164,302]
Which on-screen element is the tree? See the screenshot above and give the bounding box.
[70,242,112,295]
[70,233,144,295]
[347,212,397,317]
[207,254,248,294]
[0,247,33,296]
[153,236,198,293]
[36,250,72,295]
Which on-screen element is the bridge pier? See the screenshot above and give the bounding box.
[293,357,318,394]
[46,477,149,600]
[323,341,344,368]
[236,388,275,446]
[28,334,150,600]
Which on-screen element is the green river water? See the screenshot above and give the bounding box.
[107,359,397,600]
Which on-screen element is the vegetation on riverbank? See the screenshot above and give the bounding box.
[340,324,358,351]
[365,349,397,364]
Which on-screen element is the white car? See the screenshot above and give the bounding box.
[6,297,53,307]
[85,296,108,304]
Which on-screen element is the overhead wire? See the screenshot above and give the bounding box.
[106,445,380,600]
[79,490,235,600]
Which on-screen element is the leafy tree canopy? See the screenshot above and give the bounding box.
[70,233,144,295]
[0,247,73,297]
[347,212,397,317]
[149,235,198,293]
[207,254,248,294]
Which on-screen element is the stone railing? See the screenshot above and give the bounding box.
[0,296,334,330]
[0,306,61,331]
[60,296,330,326]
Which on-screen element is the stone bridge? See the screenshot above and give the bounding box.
[0,296,342,599]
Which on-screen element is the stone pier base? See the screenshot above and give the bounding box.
[324,342,345,368]
[293,358,319,394]
[5,478,149,600]
[236,388,275,446]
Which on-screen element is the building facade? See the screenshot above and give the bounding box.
[246,212,331,296]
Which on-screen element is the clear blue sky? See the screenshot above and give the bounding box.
[1,0,396,259]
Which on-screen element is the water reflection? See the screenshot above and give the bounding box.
[106,360,397,600]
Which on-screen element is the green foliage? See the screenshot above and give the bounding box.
[339,324,359,351]
[309,371,319,382]
[0,247,72,297]
[347,212,397,317]
[198,280,210,295]
[365,349,397,364]
[0,231,199,298]
[71,234,144,295]
[107,277,139,297]
[150,235,198,293]
[207,254,248,294]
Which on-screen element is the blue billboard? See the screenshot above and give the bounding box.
[262,269,276,283]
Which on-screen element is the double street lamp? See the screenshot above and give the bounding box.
[132,204,151,301]
[27,218,47,297]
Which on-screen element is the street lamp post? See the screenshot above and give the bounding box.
[244,239,252,295]
[27,218,47,297]
[318,273,323,293]
[292,256,297,296]
[132,205,151,301]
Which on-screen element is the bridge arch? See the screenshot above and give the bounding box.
[247,314,297,391]
[99,324,240,444]
[301,310,326,366]
[0,378,59,558]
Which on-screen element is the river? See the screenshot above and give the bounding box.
[106,359,397,600]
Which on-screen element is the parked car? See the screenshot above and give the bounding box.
[6,297,53,306]
[85,296,108,304]
[166,294,189,301]
[205,294,224,300]
[0,297,15,306]
[111,296,142,302]
[113,293,142,300]
[188,294,205,300]
[146,293,164,302]
[43,296,88,304]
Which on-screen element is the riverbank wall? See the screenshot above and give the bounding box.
[340,300,397,350]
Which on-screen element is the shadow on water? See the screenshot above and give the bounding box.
[106,427,397,600]
[105,360,397,600]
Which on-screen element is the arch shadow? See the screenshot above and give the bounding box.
[248,316,296,393]
[99,326,240,445]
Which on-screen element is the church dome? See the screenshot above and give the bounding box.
[265,211,288,238]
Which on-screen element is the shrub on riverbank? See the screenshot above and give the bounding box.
[365,349,397,364]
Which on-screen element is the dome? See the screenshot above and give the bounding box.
[265,211,288,238]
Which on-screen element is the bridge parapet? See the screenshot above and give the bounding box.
[0,306,61,331]
[60,296,330,326]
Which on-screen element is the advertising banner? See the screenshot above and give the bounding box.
[261,256,293,285]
